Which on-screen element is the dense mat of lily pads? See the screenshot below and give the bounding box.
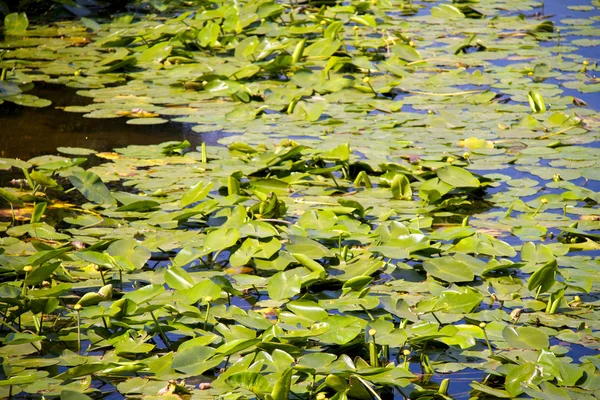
[1,0,600,398]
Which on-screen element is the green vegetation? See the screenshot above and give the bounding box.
[0,0,599,398]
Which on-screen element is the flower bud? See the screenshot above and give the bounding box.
[368,328,377,336]
[540,198,548,204]
[74,304,82,310]
[479,322,487,328]
[24,265,33,273]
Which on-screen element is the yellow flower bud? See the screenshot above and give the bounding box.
[74,304,82,310]
[402,349,411,356]
[368,328,377,336]
[316,393,327,400]
[205,296,213,303]
[320,20,327,25]
[528,72,533,77]
[353,26,359,31]
[409,40,415,47]
[540,198,548,205]
[24,266,33,273]
[463,152,470,159]
[583,60,589,66]
[479,322,487,328]
[362,76,370,83]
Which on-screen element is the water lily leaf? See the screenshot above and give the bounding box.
[286,236,332,258]
[391,173,412,200]
[304,38,342,59]
[171,346,222,375]
[527,258,558,295]
[138,41,172,63]
[293,100,326,122]
[69,170,115,206]
[3,332,45,345]
[4,94,51,107]
[126,117,169,125]
[226,372,270,396]
[458,137,494,150]
[123,284,165,305]
[521,381,571,400]
[30,171,60,189]
[0,187,24,206]
[528,90,547,113]
[198,21,220,47]
[391,44,421,62]
[60,391,92,400]
[180,181,213,208]
[470,382,512,398]
[114,336,154,355]
[324,21,344,40]
[286,300,328,325]
[80,17,101,31]
[267,270,301,301]
[423,257,474,283]
[5,13,28,34]
[350,15,376,28]
[431,4,464,19]
[107,239,151,271]
[25,262,60,285]
[502,325,549,350]
[165,265,194,290]
[505,362,538,396]
[181,279,223,303]
[437,166,480,188]
[0,370,47,387]
[203,228,240,254]
[271,367,293,400]
[226,104,262,122]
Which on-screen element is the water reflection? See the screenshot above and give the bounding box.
[0,83,224,160]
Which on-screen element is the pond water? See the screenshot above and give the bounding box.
[0,0,599,399]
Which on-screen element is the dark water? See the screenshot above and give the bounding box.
[0,83,225,160]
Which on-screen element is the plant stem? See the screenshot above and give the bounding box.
[0,319,20,333]
[481,326,493,356]
[204,301,212,331]
[201,142,207,163]
[76,310,81,354]
[150,310,172,350]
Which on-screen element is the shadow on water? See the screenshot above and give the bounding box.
[0,82,225,160]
